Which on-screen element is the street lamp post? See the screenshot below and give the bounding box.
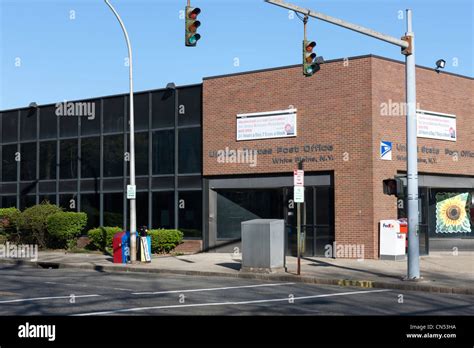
[265,0,421,279]
[104,0,137,262]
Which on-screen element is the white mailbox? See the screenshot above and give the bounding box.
[379,220,406,260]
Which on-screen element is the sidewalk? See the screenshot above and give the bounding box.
[1,251,473,295]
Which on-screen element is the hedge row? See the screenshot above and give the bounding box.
[0,203,87,249]
[87,228,183,254]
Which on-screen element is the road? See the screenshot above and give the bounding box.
[0,264,472,316]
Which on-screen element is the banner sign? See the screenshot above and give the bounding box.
[435,192,471,233]
[237,109,297,141]
[417,109,456,142]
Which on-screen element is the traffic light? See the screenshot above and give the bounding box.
[383,178,404,197]
[303,40,323,77]
[185,6,201,47]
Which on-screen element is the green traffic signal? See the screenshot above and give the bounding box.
[303,40,322,77]
[186,6,201,47]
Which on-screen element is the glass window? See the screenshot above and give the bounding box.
[316,186,332,225]
[39,194,56,205]
[2,144,17,182]
[81,137,100,179]
[2,111,18,143]
[59,194,77,212]
[152,130,174,174]
[20,108,37,141]
[130,132,148,176]
[20,195,36,210]
[179,191,202,238]
[133,93,149,131]
[152,191,174,229]
[104,192,124,228]
[59,113,78,138]
[20,142,36,181]
[178,127,201,173]
[103,134,124,177]
[103,96,125,134]
[80,100,100,136]
[216,189,281,240]
[152,90,175,128]
[1,196,17,209]
[127,192,148,228]
[178,86,201,126]
[39,105,57,139]
[81,193,100,231]
[39,141,56,180]
[60,139,78,179]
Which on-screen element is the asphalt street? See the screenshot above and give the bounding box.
[0,264,472,316]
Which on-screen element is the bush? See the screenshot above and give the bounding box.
[19,203,62,247]
[0,207,21,236]
[47,212,87,249]
[148,229,183,254]
[87,226,123,252]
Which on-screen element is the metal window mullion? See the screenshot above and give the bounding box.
[99,98,104,227]
[148,92,152,229]
[16,110,20,209]
[174,89,179,230]
[0,113,3,185]
[36,108,40,204]
[55,110,60,207]
[77,114,81,212]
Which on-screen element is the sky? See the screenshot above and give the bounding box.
[0,0,472,110]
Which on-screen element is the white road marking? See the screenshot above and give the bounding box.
[74,289,391,316]
[132,282,295,295]
[0,294,101,304]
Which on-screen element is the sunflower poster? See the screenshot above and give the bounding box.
[436,192,471,233]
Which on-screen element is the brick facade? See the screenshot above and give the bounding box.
[202,55,473,259]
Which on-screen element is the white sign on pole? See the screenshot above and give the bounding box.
[126,185,136,199]
[294,169,304,186]
[294,186,305,203]
[417,109,456,142]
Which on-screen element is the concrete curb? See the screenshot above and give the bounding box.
[1,258,472,295]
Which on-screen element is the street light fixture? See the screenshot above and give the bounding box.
[435,59,446,73]
[104,0,137,262]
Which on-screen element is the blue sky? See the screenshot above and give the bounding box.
[0,0,472,110]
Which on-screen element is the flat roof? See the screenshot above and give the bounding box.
[203,54,474,81]
[1,54,472,113]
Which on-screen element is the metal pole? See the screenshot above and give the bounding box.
[405,9,420,279]
[265,0,408,49]
[104,0,137,262]
[297,201,301,275]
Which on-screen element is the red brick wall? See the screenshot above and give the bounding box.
[202,55,473,259]
[371,58,474,257]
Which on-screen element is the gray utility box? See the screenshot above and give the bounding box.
[241,219,285,273]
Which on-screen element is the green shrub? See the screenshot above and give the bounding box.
[0,207,21,235]
[87,226,123,251]
[47,212,87,249]
[148,229,183,254]
[19,203,62,247]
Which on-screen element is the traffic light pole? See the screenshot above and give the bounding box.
[105,0,137,263]
[265,0,421,279]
